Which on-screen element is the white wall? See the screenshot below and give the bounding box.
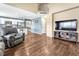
[54,7,79,32]
[46,14,53,37]
[41,16,46,33]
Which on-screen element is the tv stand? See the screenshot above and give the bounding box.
[54,30,78,44]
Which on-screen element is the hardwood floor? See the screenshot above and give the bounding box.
[4,32,79,56]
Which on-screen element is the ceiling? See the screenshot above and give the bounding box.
[4,3,51,18]
[5,3,50,14]
[1,3,79,20]
[0,3,40,19]
[5,3,39,13]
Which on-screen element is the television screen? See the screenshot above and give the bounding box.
[55,19,77,31]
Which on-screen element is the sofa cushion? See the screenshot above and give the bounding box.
[15,33,23,39]
[3,27,18,35]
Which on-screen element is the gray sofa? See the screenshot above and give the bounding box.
[0,27,25,48]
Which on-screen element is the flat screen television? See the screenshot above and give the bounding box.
[55,19,77,31]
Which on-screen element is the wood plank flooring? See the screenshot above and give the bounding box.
[4,32,79,56]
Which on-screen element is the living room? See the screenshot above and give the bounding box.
[0,3,79,56]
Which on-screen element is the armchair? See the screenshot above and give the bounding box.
[0,27,25,48]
